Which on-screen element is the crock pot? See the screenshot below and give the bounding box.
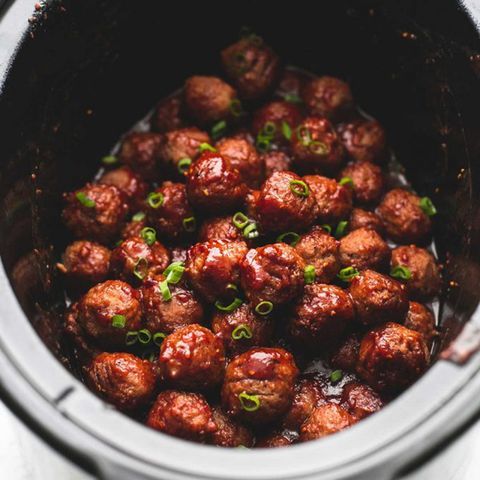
[1,1,480,479]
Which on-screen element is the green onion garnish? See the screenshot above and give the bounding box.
[330,369,343,383]
[255,136,271,152]
[339,177,354,187]
[111,314,126,329]
[132,211,146,222]
[153,332,167,346]
[321,224,332,234]
[140,227,156,246]
[390,265,412,280]
[198,142,217,153]
[177,157,192,175]
[159,279,172,301]
[289,180,310,197]
[419,196,437,216]
[138,328,152,344]
[310,141,329,155]
[101,155,117,165]
[226,283,239,293]
[243,222,259,239]
[337,266,359,282]
[133,257,148,280]
[238,392,261,412]
[215,297,243,312]
[283,93,303,104]
[263,121,276,136]
[296,125,312,146]
[232,212,250,229]
[334,220,348,239]
[125,331,139,346]
[230,99,244,117]
[282,121,292,141]
[76,191,95,208]
[304,265,316,284]
[255,301,273,315]
[163,261,185,278]
[276,231,300,246]
[211,120,227,141]
[231,324,253,340]
[147,192,164,209]
[164,262,185,284]
[182,216,196,232]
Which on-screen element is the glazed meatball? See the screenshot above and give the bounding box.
[348,270,408,325]
[150,93,186,133]
[282,378,326,430]
[276,69,308,101]
[330,334,360,372]
[186,152,247,213]
[221,36,281,100]
[256,431,295,448]
[186,240,248,302]
[216,137,264,188]
[62,183,128,244]
[184,76,237,125]
[245,189,260,219]
[289,284,355,348]
[211,303,274,356]
[292,117,345,173]
[158,324,225,390]
[209,407,254,448]
[221,347,298,424]
[377,189,432,244]
[119,132,163,181]
[85,352,156,411]
[262,150,292,177]
[337,119,387,164]
[147,390,217,442]
[198,216,241,243]
[294,226,340,283]
[240,243,305,307]
[59,240,111,289]
[146,182,195,241]
[349,208,385,235]
[254,171,318,233]
[140,275,204,335]
[341,382,383,419]
[304,175,352,224]
[340,161,384,205]
[356,322,430,392]
[299,404,356,441]
[98,166,148,211]
[110,236,170,284]
[391,245,441,300]
[404,301,437,348]
[77,280,142,348]
[339,227,391,271]
[301,76,354,121]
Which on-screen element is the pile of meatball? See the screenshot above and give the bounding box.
[58,32,441,448]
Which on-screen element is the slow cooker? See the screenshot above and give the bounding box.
[1,0,480,479]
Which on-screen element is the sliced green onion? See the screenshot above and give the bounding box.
[215,297,243,312]
[140,227,156,246]
[289,180,310,197]
[138,328,152,344]
[177,157,192,175]
[111,314,126,329]
[243,222,259,239]
[232,212,250,229]
[230,99,244,117]
[159,279,172,301]
[330,369,343,383]
[211,120,227,141]
[276,231,300,246]
[296,125,312,146]
[226,283,239,293]
[282,121,292,141]
[238,392,261,412]
[231,324,253,340]
[132,211,146,222]
[283,93,303,104]
[263,121,277,136]
[390,265,412,280]
[310,141,329,155]
[182,216,196,232]
[255,136,271,153]
[255,301,273,316]
[165,263,185,285]
[419,196,437,216]
[115,239,123,247]
[147,192,164,209]
[337,266,359,282]
[153,332,167,346]
[163,261,185,277]
[198,142,217,153]
[133,257,148,280]
[101,155,117,165]
[339,176,354,187]
[321,224,332,234]
[304,265,316,284]
[76,191,95,208]
[334,220,348,239]
[125,331,139,346]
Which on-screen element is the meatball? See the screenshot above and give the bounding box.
[348,269,408,325]
[186,240,248,302]
[159,127,211,173]
[146,182,195,241]
[77,280,142,348]
[119,132,163,181]
[211,303,274,356]
[221,347,299,424]
[356,322,430,392]
[240,243,305,307]
[404,302,437,348]
[198,216,241,243]
[341,382,383,419]
[289,284,355,348]
[304,175,352,224]
[262,150,292,177]
[294,226,340,283]
[377,188,432,244]
[170,246,188,264]
[85,352,156,411]
[184,76,237,125]
[254,171,318,233]
[301,76,354,121]
[245,189,260,218]
[186,152,247,213]
[221,36,281,100]
[150,93,186,133]
[62,183,128,244]
[158,324,225,390]
[292,117,345,173]
[330,334,360,372]
[121,213,146,239]
[98,166,148,211]
[140,275,204,335]
[147,390,217,442]
[216,137,264,188]
[337,119,387,164]
[339,227,391,271]
[256,431,295,448]
[299,404,356,441]
[282,378,326,430]
[110,236,170,283]
[59,240,111,289]
[349,208,385,235]
[391,245,441,300]
[340,161,384,205]
[209,407,254,448]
